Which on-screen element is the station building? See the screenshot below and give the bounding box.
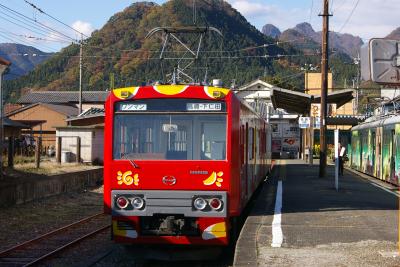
[270,72,363,161]
[235,79,301,159]
[7,91,108,149]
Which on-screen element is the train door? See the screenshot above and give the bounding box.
[240,125,246,203]
[247,126,254,198]
[359,132,363,171]
[245,123,249,200]
[371,131,376,176]
[390,129,396,183]
[395,125,400,185]
[382,127,392,181]
[376,127,382,179]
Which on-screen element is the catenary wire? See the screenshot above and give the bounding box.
[338,0,360,33]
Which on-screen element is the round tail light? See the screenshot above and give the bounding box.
[209,198,222,210]
[131,197,145,209]
[193,197,207,210]
[116,196,129,209]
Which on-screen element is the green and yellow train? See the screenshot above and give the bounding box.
[351,115,400,185]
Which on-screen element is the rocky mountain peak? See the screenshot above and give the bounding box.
[261,24,281,38]
[293,22,316,37]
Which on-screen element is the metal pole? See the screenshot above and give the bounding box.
[303,69,308,161]
[334,129,339,191]
[79,34,83,114]
[356,54,360,115]
[309,116,314,165]
[319,0,330,177]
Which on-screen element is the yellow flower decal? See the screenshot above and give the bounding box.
[203,171,224,187]
[117,171,139,186]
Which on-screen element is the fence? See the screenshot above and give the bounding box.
[3,136,79,168]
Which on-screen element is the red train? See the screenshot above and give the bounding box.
[104,84,272,245]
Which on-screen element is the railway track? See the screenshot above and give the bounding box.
[0,213,110,267]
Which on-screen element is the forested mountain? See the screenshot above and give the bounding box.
[0,43,51,80]
[4,0,312,102]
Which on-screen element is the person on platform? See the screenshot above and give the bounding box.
[339,143,346,176]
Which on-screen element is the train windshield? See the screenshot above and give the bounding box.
[113,114,227,160]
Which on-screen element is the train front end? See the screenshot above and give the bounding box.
[104,85,236,246]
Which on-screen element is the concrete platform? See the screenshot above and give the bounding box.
[234,160,399,266]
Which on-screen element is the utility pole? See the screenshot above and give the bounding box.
[79,34,83,114]
[354,54,361,115]
[319,0,331,177]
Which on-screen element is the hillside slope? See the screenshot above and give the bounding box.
[0,43,51,79]
[263,22,364,57]
[5,0,305,101]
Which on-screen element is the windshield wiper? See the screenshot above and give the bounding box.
[121,154,140,169]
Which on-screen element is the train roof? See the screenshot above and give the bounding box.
[352,114,400,131]
[110,84,267,122]
[111,84,231,100]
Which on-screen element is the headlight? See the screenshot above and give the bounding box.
[131,197,145,209]
[193,197,207,210]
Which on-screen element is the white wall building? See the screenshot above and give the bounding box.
[235,79,300,159]
[56,126,104,163]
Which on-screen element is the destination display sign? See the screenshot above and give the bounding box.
[116,99,226,112]
[186,103,222,111]
[119,103,147,111]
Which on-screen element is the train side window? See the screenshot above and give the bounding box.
[245,123,249,162]
[261,127,266,155]
[248,127,254,160]
[253,127,257,159]
[240,125,245,164]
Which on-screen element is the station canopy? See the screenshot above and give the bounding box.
[271,88,312,114]
[271,88,354,115]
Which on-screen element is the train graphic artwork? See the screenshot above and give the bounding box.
[350,114,400,186]
[103,84,272,245]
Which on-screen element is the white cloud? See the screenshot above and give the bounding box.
[329,0,399,39]
[226,0,399,40]
[72,20,95,37]
[226,0,310,32]
[228,0,273,18]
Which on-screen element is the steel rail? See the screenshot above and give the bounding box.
[24,224,110,267]
[0,212,105,257]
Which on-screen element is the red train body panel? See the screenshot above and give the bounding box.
[104,85,271,245]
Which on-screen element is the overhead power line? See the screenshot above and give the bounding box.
[0,52,321,60]
[0,10,72,43]
[0,29,58,52]
[338,0,360,33]
[0,3,78,42]
[23,0,88,39]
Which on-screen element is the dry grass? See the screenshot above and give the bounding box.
[13,161,100,175]
[0,186,104,251]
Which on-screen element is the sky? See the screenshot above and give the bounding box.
[0,0,398,52]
